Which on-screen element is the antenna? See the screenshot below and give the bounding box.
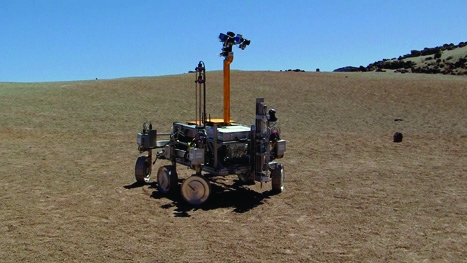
[194,61,206,126]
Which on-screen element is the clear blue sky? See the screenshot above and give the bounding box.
[1,0,465,82]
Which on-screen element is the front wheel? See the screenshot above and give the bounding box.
[135,156,151,183]
[157,165,178,194]
[181,175,211,206]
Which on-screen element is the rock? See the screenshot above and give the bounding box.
[393,132,403,143]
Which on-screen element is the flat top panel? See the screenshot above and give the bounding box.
[217,125,251,133]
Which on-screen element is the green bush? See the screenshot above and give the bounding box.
[411,50,421,56]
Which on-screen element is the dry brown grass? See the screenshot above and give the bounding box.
[1,71,466,262]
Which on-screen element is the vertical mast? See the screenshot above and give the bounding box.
[223,54,233,125]
[218,31,250,126]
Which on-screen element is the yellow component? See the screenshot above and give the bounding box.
[186,118,235,126]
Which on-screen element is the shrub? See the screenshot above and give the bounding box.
[446,43,456,50]
[411,50,421,57]
[421,47,440,56]
[404,61,415,69]
[455,58,467,68]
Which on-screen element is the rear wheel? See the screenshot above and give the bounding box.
[181,175,211,206]
[135,156,151,183]
[271,164,284,193]
[157,165,178,194]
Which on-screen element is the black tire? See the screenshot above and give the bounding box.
[157,165,178,194]
[181,175,211,206]
[135,156,151,183]
[271,164,285,193]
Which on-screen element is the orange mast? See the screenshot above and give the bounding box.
[218,31,250,126]
[223,54,234,125]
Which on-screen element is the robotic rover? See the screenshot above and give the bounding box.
[134,32,286,205]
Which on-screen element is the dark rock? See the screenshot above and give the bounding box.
[393,132,403,143]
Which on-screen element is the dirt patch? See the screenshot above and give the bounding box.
[1,72,466,262]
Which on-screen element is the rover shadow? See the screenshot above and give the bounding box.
[149,178,278,216]
[147,179,194,217]
[123,181,147,189]
[206,180,277,213]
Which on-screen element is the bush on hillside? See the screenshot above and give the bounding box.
[411,50,422,57]
[336,42,466,74]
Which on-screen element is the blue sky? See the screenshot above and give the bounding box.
[1,0,465,82]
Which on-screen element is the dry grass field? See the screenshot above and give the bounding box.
[1,71,466,262]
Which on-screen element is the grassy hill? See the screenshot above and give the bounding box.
[336,42,467,75]
[1,71,466,262]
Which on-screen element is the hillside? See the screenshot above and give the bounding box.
[335,42,467,75]
[1,72,466,262]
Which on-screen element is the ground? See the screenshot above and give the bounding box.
[1,71,466,262]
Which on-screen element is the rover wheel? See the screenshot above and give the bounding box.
[181,175,211,206]
[271,164,285,193]
[135,156,151,183]
[157,165,178,194]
